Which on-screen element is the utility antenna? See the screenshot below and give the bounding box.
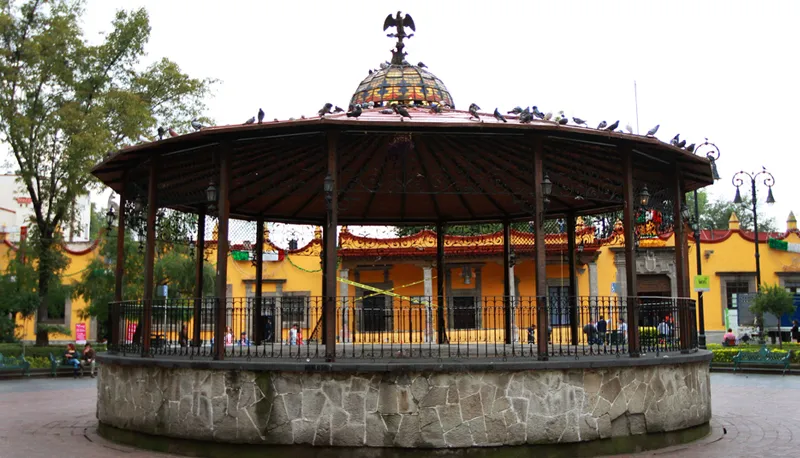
[634,81,640,135]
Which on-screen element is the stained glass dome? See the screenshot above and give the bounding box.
[350,64,455,108]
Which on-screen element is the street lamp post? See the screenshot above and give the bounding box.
[690,140,721,349]
[732,168,776,290]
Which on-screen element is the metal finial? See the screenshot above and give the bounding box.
[383,11,416,65]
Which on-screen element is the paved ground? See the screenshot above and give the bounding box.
[0,373,797,457]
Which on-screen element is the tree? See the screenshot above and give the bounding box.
[75,228,215,341]
[749,283,795,348]
[0,0,214,345]
[686,190,777,233]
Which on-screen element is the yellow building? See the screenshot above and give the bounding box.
[5,212,799,343]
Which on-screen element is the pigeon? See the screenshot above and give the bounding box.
[543,112,553,121]
[646,124,659,136]
[333,106,345,113]
[244,116,255,125]
[393,104,412,119]
[605,120,619,131]
[258,108,265,124]
[677,139,686,148]
[157,126,165,140]
[379,62,389,69]
[468,103,481,120]
[597,120,607,129]
[368,69,373,75]
[417,62,427,68]
[558,116,568,125]
[572,117,588,126]
[625,123,633,134]
[532,106,545,119]
[519,108,533,124]
[318,103,333,118]
[191,119,203,131]
[168,128,178,137]
[686,143,696,153]
[380,108,394,114]
[671,133,680,146]
[138,135,151,143]
[493,108,507,122]
[508,106,523,114]
[367,101,375,109]
[346,105,362,118]
[429,104,443,114]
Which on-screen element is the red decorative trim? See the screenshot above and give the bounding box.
[2,228,106,255]
[13,197,31,205]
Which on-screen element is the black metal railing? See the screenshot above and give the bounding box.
[107,296,698,360]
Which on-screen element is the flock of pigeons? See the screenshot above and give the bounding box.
[143,102,695,153]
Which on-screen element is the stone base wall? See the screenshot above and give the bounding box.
[97,362,711,448]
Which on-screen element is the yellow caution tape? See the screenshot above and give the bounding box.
[336,277,436,306]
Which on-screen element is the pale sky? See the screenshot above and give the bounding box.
[8,1,800,243]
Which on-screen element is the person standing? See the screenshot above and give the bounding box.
[596,315,607,346]
[618,318,628,345]
[289,324,298,346]
[81,343,96,378]
[791,320,799,343]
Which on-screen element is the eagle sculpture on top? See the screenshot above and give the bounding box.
[383,11,415,41]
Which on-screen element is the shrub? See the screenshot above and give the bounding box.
[0,343,106,359]
[710,346,799,364]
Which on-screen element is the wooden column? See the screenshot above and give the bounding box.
[324,131,338,361]
[111,174,127,348]
[566,213,579,346]
[621,144,641,357]
[142,160,158,355]
[192,208,205,348]
[436,222,447,344]
[321,224,328,343]
[672,164,690,352]
[503,220,512,344]
[254,218,264,343]
[532,136,549,361]
[214,145,231,360]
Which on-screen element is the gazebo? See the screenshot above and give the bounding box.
[93,12,715,451]
[93,12,712,363]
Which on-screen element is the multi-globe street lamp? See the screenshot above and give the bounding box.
[683,139,721,348]
[732,168,776,290]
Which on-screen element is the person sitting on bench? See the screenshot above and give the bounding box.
[722,329,737,347]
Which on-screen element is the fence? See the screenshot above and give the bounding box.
[107,296,698,359]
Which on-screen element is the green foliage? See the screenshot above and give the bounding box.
[35,323,70,336]
[639,326,658,345]
[686,190,777,232]
[0,342,106,359]
[709,345,798,364]
[750,284,796,347]
[74,231,215,330]
[24,356,50,369]
[395,222,532,237]
[0,0,214,344]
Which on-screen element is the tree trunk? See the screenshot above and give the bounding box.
[35,238,53,347]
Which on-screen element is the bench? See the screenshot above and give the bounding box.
[48,352,80,377]
[0,353,31,377]
[732,345,792,375]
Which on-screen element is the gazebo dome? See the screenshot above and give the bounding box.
[349,12,454,108]
[350,64,454,108]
